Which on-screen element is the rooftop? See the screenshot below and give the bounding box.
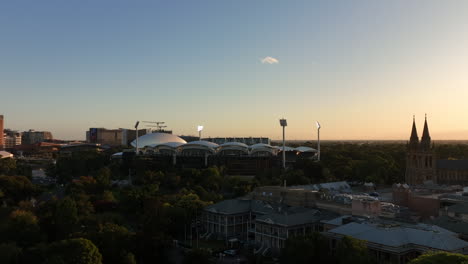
[328,221,468,252]
[447,203,468,214]
[431,215,468,235]
[437,160,468,170]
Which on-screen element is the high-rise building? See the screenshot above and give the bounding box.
[0,115,4,150]
[21,130,53,145]
[4,129,22,149]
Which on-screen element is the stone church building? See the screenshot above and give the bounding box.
[405,116,468,185]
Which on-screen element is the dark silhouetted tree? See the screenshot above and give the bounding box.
[46,238,102,264]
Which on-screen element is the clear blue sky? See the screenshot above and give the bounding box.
[2,1,468,140]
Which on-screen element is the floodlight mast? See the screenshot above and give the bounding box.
[135,121,140,155]
[280,119,287,169]
[197,126,204,140]
[316,121,321,161]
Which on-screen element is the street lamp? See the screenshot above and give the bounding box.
[135,121,140,154]
[316,121,321,161]
[279,118,287,169]
[198,125,204,141]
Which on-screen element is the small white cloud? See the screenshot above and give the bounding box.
[261,56,279,64]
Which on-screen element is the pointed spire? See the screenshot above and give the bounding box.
[421,114,431,150]
[409,115,419,149]
[410,115,418,141]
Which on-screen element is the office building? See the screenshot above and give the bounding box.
[4,129,22,149]
[86,128,147,146]
[22,130,53,145]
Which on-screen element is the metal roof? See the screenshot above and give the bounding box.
[273,146,296,152]
[295,146,318,153]
[147,142,186,149]
[328,222,468,251]
[250,143,275,149]
[219,142,249,148]
[131,133,187,148]
[447,203,468,214]
[205,199,338,227]
[256,209,324,227]
[183,140,219,149]
[431,215,468,235]
[205,199,251,215]
[437,160,468,170]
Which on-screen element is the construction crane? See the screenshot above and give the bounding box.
[141,121,169,133]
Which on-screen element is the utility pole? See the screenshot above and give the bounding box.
[134,121,140,155]
[316,121,321,161]
[198,125,203,141]
[280,119,287,169]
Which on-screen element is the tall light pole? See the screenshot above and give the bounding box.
[316,121,321,161]
[280,118,287,169]
[135,121,140,155]
[198,125,204,141]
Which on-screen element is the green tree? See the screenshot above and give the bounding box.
[5,210,42,247]
[88,223,135,264]
[46,238,102,264]
[101,190,116,203]
[335,236,375,264]
[0,175,35,204]
[95,167,111,190]
[67,176,98,196]
[408,252,468,264]
[136,198,171,263]
[54,197,79,239]
[55,151,108,183]
[0,158,17,175]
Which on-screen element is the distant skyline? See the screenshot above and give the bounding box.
[2,1,468,140]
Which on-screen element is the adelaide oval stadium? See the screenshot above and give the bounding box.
[115,132,318,175]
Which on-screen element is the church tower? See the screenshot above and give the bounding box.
[405,115,436,185]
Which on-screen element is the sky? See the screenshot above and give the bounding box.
[2,0,468,140]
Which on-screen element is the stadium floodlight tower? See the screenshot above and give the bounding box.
[316,121,321,161]
[135,121,140,155]
[279,118,287,169]
[198,125,204,141]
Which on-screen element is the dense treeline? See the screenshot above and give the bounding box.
[2,143,468,263]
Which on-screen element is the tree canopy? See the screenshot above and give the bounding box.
[408,252,468,264]
[46,238,102,264]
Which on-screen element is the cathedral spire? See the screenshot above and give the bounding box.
[409,115,419,149]
[421,114,431,149]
